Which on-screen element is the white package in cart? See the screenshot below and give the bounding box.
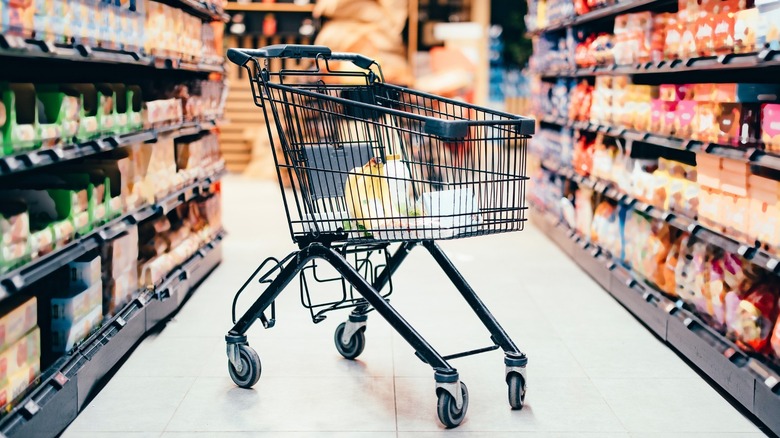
[421,189,481,235]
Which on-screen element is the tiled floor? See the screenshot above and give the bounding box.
[63,176,767,437]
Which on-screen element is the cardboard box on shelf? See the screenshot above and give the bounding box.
[51,280,102,324]
[748,175,780,246]
[67,255,101,291]
[696,153,723,189]
[0,358,40,409]
[50,305,101,353]
[0,298,37,351]
[0,327,39,385]
[104,270,138,317]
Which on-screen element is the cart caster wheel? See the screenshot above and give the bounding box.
[437,382,469,428]
[228,344,262,388]
[334,322,365,360]
[507,372,526,410]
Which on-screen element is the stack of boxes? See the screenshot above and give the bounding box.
[100,226,139,317]
[696,154,752,241]
[50,255,103,353]
[748,175,780,251]
[0,298,40,409]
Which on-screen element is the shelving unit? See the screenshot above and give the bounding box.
[224,2,314,12]
[0,230,224,438]
[540,161,780,275]
[0,0,229,435]
[537,50,780,79]
[530,206,780,435]
[0,120,217,177]
[538,116,780,180]
[527,0,780,433]
[528,0,673,34]
[0,36,225,74]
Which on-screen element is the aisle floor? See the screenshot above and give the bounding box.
[64,176,766,437]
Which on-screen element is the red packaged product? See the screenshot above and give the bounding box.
[730,283,779,354]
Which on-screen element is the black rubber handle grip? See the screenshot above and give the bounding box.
[330,52,375,69]
[227,45,376,70]
[227,44,333,66]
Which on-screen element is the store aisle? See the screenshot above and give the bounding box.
[63,176,765,437]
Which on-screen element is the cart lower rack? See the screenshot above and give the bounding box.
[225,44,534,428]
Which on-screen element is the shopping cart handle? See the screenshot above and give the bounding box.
[227,45,333,66]
[330,52,376,69]
[227,45,376,70]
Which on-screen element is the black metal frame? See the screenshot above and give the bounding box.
[226,240,525,377]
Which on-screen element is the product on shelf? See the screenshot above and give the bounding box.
[0,201,31,274]
[51,306,101,353]
[727,282,779,354]
[757,0,780,50]
[748,175,780,248]
[49,255,103,354]
[100,225,139,316]
[137,194,221,288]
[0,298,37,351]
[176,133,222,184]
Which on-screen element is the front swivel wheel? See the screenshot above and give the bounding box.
[507,372,526,410]
[436,382,469,428]
[228,344,262,388]
[334,322,366,360]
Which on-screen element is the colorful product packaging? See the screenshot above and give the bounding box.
[0,298,37,352]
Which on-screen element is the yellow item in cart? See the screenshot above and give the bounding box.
[344,157,394,232]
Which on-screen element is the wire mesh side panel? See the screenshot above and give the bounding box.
[262,81,529,243]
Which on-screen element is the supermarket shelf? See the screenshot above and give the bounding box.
[539,115,780,180]
[537,50,780,78]
[0,35,225,74]
[161,0,231,22]
[0,231,224,438]
[528,0,670,35]
[225,2,315,12]
[540,161,780,275]
[0,119,217,177]
[0,168,225,301]
[530,207,780,436]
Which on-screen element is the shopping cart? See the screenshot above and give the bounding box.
[225,44,534,428]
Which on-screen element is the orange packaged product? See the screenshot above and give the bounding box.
[664,19,683,59]
[695,102,717,141]
[680,20,698,58]
[693,83,716,101]
[651,13,674,62]
[712,11,736,54]
[695,14,716,56]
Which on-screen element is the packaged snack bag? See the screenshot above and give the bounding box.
[660,233,685,296]
[729,282,779,353]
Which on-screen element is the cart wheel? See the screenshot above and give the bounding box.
[507,372,526,410]
[334,322,365,360]
[228,344,262,388]
[436,382,469,428]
